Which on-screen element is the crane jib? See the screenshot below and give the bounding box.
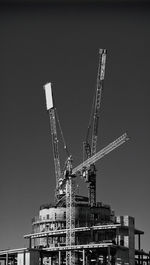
[73,133,129,176]
[91,50,106,157]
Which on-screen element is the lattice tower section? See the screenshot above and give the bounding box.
[66,176,75,265]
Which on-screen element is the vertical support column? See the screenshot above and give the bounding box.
[12,256,15,265]
[23,250,26,265]
[58,251,61,265]
[146,256,149,265]
[90,228,94,242]
[108,247,111,265]
[46,235,49,247]
[116,227,119,245]
[29,237,32,248]
[128,216,135,265]
[138,234,141,250]
[85,250,90,265]
[40,252,43,265]
[6,252,8,265]
[138,234,141,265]
[82,249,85,265]
[141,254,143,265]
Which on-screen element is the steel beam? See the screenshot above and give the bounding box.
[82,249,85,265]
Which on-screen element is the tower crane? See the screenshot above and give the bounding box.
[59,132,129,265]
[44,83,75,264]
[84,49,106,206]
[43,50,129,265]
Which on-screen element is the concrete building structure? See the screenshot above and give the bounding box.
[24,195,149,265]
[0,195,149,265]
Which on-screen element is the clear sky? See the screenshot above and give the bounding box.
[0,1,150,252]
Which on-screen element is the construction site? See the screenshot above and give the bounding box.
[0,49,149,265]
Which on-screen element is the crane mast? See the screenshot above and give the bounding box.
[65,157,75,265]
[43,83,62,202]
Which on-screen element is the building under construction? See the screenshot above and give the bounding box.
[0,49,149,265]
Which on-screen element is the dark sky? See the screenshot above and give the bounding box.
[0,1,150,252]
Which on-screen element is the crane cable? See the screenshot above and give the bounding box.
[86,89,96,143]
[55,108,70,158]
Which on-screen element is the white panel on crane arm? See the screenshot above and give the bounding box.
[43,82,53,110]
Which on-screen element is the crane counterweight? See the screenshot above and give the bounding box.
[43,82,53,110]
